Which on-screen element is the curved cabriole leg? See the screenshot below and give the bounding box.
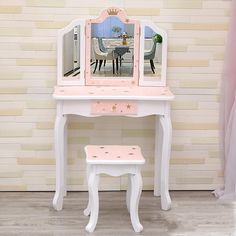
[86,172,99,233]
[126,174,131,213]
[63,122,68,197]
[160,115,172,211]
[130,172,143,233]
[84,165,91,216]
[53,115,67,211]
[154,116,163,197]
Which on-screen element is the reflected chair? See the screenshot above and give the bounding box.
[98,38,108,67]
[144,40,157,74]
[92,38,118,74]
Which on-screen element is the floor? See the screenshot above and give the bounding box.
[91,61,161,78]
[0,191,235,236]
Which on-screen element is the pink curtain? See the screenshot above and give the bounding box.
[214,0,236,200]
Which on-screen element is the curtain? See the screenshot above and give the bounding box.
[214,0,236,201]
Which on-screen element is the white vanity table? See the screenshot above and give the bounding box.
[53,7,174,212]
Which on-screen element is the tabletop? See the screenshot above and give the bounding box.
[53,86,174,101]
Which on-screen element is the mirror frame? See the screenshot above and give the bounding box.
[85,7,140,86]
[57,19,85,86]
[139,20,167,87]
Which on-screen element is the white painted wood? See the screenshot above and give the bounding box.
[84,146,144,232]
[53,113,67,211]
[53,98,173,211]
[60,100,167,118]
[130,172,143,233]
[63,122,68,197]
[139,20,168,87]
[57,19,85,86]
[154,116,162,197]
[84,165,91,217]
[53,91,174,101]
[126,174,131,213]
[159,104,172,211]
[86,170,99,233]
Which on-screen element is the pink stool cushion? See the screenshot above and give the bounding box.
[85,145,145,164]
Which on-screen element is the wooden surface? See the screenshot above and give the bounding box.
[0,191,235,236]
[53,86,174,100]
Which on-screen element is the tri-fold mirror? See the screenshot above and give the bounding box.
[57,7,167,87]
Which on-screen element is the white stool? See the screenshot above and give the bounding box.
[84,145,145,233]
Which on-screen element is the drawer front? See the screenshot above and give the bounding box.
[91,100,137,115]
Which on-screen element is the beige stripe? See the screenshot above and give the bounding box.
[176,177,213,184]
[0,87,27,94]
[0,109,23,116]
[68,137,90,144]
[164,0,202,9]
[173,23,228,30]
[36,122,54,129]
[180,80,218,88]
[17,158,55,165]
[172,145,184,151]
[17,59,56,66]
[21,144,52,151]
[68,122,94,130]
[0,28,32,36]
[26,0,65,7]
[0,6,22,14]
[168,59,209,67]
[0,172,23,178]
[0,185,27,191]
[122,129,155,137]
[35,21,69,29]
[192,137,219,144]
[173,122,219,130]
[126,8,160,16]
[20,43,53,51]
[171,158,205,165]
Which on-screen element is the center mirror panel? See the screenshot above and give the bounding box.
[85,8,139,86]
[91,16,134,78]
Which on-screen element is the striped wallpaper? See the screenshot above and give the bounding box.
[0,0,230,191]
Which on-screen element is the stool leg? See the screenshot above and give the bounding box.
[86,172,99,233]
[130,172,143,233]
[126,174,131,213]
[84,165,91,216]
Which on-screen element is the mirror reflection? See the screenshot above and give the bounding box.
[144,26,162,78]
[63,25,80,77]
[91,16,134,78]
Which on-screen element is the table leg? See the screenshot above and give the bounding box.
[154,116,162,197]
[159,114,172,210]
[63,121,68,197]
[53,114,67,211]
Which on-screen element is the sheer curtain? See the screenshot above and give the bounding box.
[214,0,236,201]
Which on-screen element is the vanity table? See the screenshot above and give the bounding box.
[53,7,174,212]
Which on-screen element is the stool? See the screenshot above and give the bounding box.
[84,145,145,233]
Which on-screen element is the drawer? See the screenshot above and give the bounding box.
[91,100,137,115]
